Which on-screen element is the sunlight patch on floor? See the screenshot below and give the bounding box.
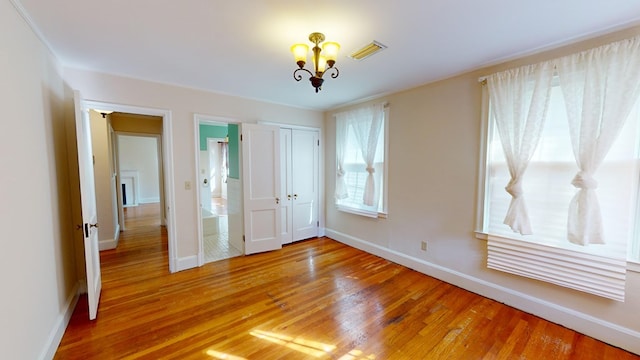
[249,329,376,359]
[250,329,336,357]
[337,349,377,359]
[205,349,247,360]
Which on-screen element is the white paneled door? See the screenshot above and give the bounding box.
[280,128,320,244]
[280,129,293,244]
[73,90,102,320]
[291,129,319,241]
[242,124,282,255]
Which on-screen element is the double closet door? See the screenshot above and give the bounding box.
[280,128,319,244]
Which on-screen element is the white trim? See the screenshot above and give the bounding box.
[8,0,58,60]
[83,100,176,273]
[336,204,383,219]
[194,115,243,266]
[194,116,205,266]
[260,121,319,131]
[475,83,491,233]
[175,255,199,272]
[99,239,117,251]
[326,228,640,355]
[38,282,80,360]
[99,223,120,251]
[318,227,326,237]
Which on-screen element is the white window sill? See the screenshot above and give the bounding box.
[474,231,640,273]
[337,205,387,219]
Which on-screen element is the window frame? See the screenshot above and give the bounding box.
[335,105,389,218]
[474,79,640,272]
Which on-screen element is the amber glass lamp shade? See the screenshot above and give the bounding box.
[291,44,309,67]
[322,42,340,65]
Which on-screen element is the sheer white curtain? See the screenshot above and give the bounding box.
[334,103,384,207]
[335,116,349,200]
[350,104,384,206]
[487,62,554,235]
[557,36,640,245]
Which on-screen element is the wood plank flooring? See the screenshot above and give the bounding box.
[55,204,639,359]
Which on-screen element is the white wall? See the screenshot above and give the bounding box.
[1,1,78,358]
[63,68,324,264]
[90,111,119,248]
[324,26,640,355]
[118,135,159,204]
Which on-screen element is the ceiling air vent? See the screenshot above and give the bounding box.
[349,40,387,61]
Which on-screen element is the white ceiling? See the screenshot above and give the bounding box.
[15,0,640,110]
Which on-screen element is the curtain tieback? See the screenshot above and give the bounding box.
[366,166,375,174]
[337,168,345,177]
[505,178,523,197]
[571,171,598,189]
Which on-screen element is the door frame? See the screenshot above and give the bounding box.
[194,114,241,266]
[114,132,165,230]
[261,122,325,237]
[84,100,178,273]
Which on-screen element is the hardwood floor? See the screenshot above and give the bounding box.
[55,205,639,359]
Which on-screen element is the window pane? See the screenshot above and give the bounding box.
[336,115,386,215]
[486,85,639,258]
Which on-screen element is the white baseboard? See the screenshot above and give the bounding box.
[99,226,119,251]
[325,228,640,355]
[175,255,198,272]
[139,198,160,204]
[38,282,80,360]
[99,239,117,251]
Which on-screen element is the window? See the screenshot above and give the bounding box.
[484,84,640,260]
[477,36,640,301]
[335,103,388,217]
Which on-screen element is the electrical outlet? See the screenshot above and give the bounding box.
[421,241,427,251]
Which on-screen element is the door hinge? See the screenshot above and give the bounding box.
[317,140,320,146]
[243,235,245,242]
[317,221,320,227]
[240,134,243,141]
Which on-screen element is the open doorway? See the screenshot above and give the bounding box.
[115,132,163,233]
[85,101,177,272]
[196,117,243,264]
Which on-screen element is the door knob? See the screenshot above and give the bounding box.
[84,223,99,237]
[287,194,292,200]
[275,197,280,204]
[293,194,298,200]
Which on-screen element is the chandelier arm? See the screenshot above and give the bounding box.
[293,68,314,82]
[328,67,339,79]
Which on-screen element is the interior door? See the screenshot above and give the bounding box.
[242,124,282,254]
[280,128,293,244]
[292,129,319,241]
[73,90,102,320]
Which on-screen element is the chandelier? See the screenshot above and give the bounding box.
[291,32,340,93]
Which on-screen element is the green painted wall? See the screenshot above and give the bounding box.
[228,124,240,179]
[199,124,227,151]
